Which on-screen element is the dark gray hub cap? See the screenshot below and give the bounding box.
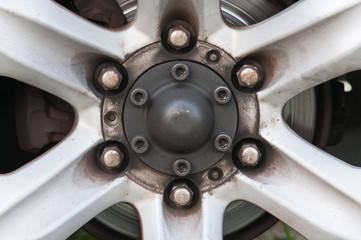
[123,61,238,175]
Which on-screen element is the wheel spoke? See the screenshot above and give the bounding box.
[221,103,361,239]
[134,0,223,40]
[135,191,226,240]
[0,123,132,239]
[0,0,123,106]
[209,1,361,106]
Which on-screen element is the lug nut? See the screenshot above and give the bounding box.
[131,136,149,154]
[236,62,262,88]
[214,86,232,104]
[96,63,123,91]
[173,159,191,176]
[214,134,232,152]
[169,183,193,207]
[100,145,124,169]
[130,88,148,106]
[167,25,191,50]
[171,63,189,81]
[238,142,262,166]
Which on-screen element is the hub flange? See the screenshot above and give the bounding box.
[123,61,238,175]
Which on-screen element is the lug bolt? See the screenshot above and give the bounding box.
[214,134,232,152]
[173,159,191,176]
[96,63,123,91]
[171,63,189,81]
[100,145,124,169]
[169,183,193,207]
[131,136,149,154]
[238,142,262,166]
[167,25,191,50]
[236,62,262,88]
[214,86,232,104]
[130,88,148,106]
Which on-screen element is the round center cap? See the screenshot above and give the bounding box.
[147,84,214,153]
[123,61,237,175]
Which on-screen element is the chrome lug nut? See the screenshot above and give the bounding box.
[169,183,193,207]
[238,142,262,166]
[100,145,124,169]
[236,62,262,88]
[167,25,191,50]
[96,63,123,91]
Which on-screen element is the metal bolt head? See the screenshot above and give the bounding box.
[169,183,193,207]
[173,159,191,176]
[214,86,232,104]
[130,88,148,106]
[214,134,232,152]
[97,64,123,90]
[100,146,124,169]
[236,64,261,88]
[238,143,262,166]
[167,25,191,50]
[131,136,149,154]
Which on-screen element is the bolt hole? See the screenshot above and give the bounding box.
[135,140,145,149]
[173,159,191,176]
[214,86,231,104]
[172,63,189,81]
[131,136,149,154]
[134,92,145,103]
[209,168,223,181]
[218,138,229,149]
[104,111,120,126]
[176,67,186,78]
[214,134,232,152]
[177,162,188,173]
[206,50,221,63]
[131,88,148,106]
[217,90,228,100]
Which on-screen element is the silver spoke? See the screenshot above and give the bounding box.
[135,191,226,240]
[0,125,115,239]
[224,102,361,239]
[209,1,361,106]
[0,0,121,106]
[134,0,223,41]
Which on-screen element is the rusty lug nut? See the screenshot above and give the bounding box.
[169,183,193,207]
[167,25,191,50]
[100,145,124,169]
[238,143,262,166]
[236,62,262,88]
[96,63,123,91]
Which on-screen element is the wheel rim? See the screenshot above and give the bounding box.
[1,0,361,240]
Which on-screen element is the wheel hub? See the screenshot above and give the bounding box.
[123,60,238,175]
